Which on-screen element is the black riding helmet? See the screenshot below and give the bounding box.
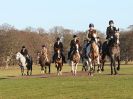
[73,35,77,38]
[57,37,60,41]
[22,46,25,48]
[42,45,46,47]
[89,23,94,28]
[109,20,114,25]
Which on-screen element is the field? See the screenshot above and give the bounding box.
[0,63,133,99]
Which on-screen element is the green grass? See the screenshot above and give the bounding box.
[0,63,133,99]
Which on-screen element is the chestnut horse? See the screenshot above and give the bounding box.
[54,48,63,76]
[39,53,51,74]
[87,41,101,76]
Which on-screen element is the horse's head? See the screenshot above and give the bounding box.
[109,29,120,46]
[16,52,22,60]
[114,30,120,45]
[75,43,79,53]
[56,48,61,59]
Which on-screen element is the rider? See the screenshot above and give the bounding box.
[68,35,79,60]
[106,20,117,43]
[40,45,49,62]
[52,37,66,63]
[87,23,98,43]
[20,46,28,57]
[85,23,98,57]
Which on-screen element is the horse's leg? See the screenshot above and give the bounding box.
[22,67,25,76]
[30,65,32,75]
[88,58,93,76]
[60,64,62,75]
[113,57,117,75]
[117,56,120,71]
[74,63,78,76]
[20,67,23,76]
[93,62,95,73]
[86,61,89,72]
[27,69,29,76]
[56,64,59,76]
[71,61,74,75]
[110,56,114,75]
[41,66,44,74]
[97,56,101,73]
[101,54,106,71]
[45,66,47,74]
[48,64,51,74]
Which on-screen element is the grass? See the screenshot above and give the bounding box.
[0,63,133,99]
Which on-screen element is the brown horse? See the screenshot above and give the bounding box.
[54,48,63,76]
[39,53,51,74]
[101,31,120,75]
[70,43,80,76]
[87,41,101,76]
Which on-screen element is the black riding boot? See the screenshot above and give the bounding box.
[52,54,55,63]
[62,54,66,63]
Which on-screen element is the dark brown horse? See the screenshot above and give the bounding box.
[101,31,120,75]
[39,54,51,74]
[54,48,63,76]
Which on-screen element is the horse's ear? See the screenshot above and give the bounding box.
[116,28,119,32]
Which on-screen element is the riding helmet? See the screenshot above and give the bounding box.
[73,35,77,38]
[22,46,25,48]
[109,20,114,25]
[89,23,94,28]
[57,37,60,41]
[42,45,46,47]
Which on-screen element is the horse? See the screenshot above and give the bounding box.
[26,55,33,75]
[86,40,101,76]
[54,48,63,76]
[81,40,89,72]
[70,43,80,76]
[101,31,120,75]
[16,52,27,76]
[39,53,51,74]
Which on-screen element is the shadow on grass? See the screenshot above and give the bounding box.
[0,78,8,80]
[104,73,133,76]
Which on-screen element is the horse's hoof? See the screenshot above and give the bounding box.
[91,74,94,77]
[114,72,118,75]
[101,68,104,71]
[98,71,101,73]
[117,67,120,71]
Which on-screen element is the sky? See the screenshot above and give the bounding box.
[0,0,133,32]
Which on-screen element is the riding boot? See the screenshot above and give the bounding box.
[67,51,71,60]
[52,54,55,63]
[62,55,67,63]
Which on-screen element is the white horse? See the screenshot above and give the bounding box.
[16,52,27,76]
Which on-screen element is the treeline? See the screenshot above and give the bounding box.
[120,26,133,63]
[0,23,132,67]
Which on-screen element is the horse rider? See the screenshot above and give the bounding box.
[20,46,28,58]
[40,45,49,62]
[106,20,117,43]
[68,35,80,60]
[85,23,99,57]
[52,37,66,63]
